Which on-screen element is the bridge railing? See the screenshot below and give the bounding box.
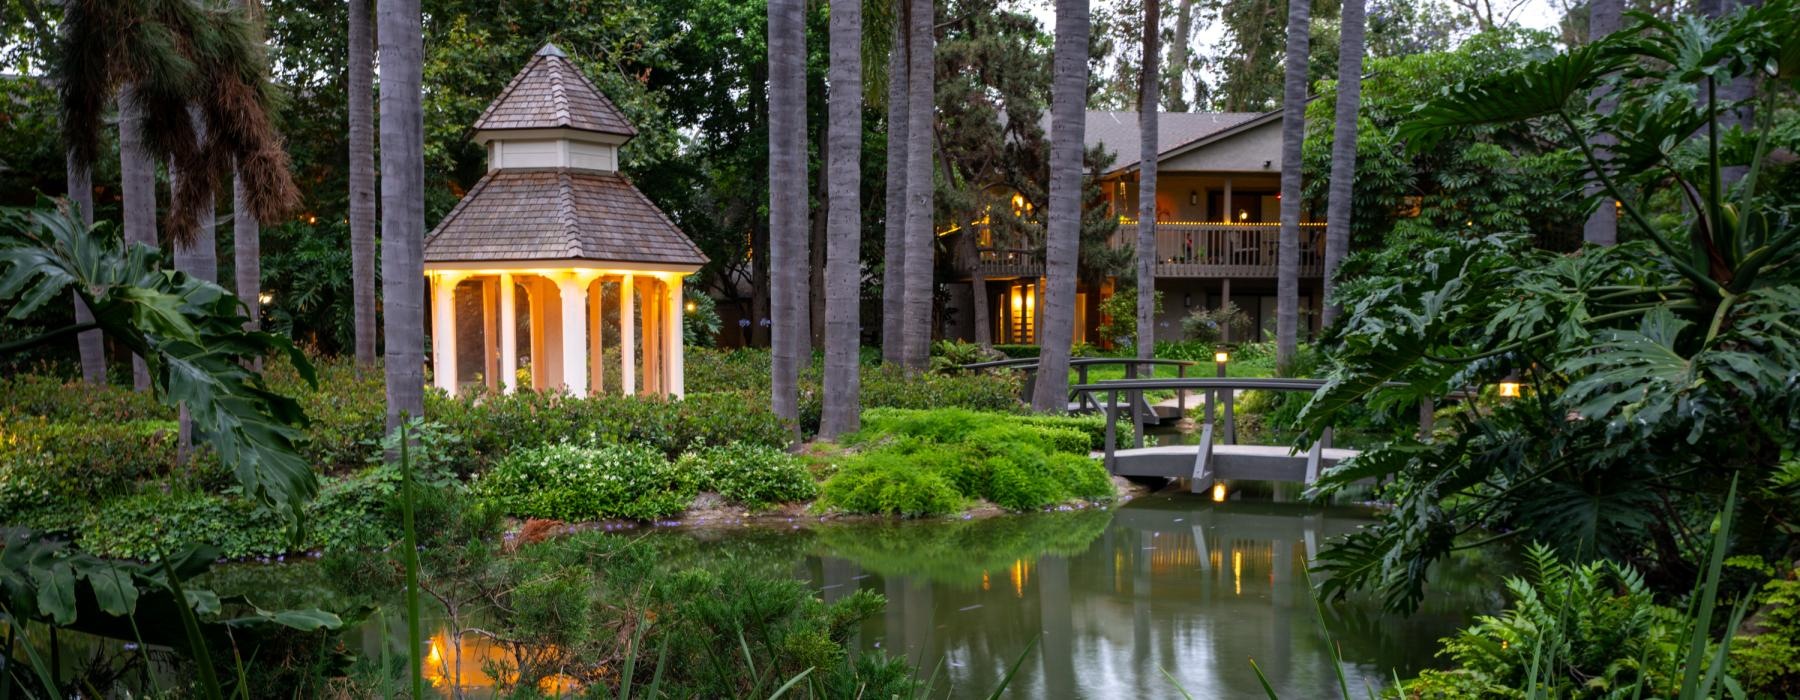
[1070,377,1427,485]
[956,356,1200,415]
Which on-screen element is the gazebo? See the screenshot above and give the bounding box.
[423,44,706,398]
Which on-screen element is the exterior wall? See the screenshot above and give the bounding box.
[487,138,620,173]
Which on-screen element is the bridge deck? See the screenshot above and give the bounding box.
[1103,444,1361,486]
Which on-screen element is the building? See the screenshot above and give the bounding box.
[422,44,707,397]
[945,109,1325,347]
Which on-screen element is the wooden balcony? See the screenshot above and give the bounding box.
[956,222,1327,279]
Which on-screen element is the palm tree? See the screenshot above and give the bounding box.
[66,152,104,384]
[899,0,935,371]
[232,0,264,335]
[822,0,863,439]
[379,0,426,427]
[349,0,378,366]
[58,0,298,245]
[1583,0,1621,246]
[1321,0,1366,328]
[1136,0,1160,363]
[118,85,155,391]
[768,0,805,428]
[882,13,909,366]
[1032,0,1089,412]
[171,110,218,462]
[1274,0,1310,373]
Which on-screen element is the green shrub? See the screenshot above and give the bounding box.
[0,418,196,528]
[1733,576,1800,697]
[475,443,697,521]
[1014,414,1107,451]
[824,409,1114,514]
[678,443,818,509]
[77,490,290,560]
[817,451,964,517]
[264,354,388,472]
[991,344,1040,358]
[427,389,792,469]
[0,374,170,423]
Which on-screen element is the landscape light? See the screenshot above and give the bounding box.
[1211,482,1227,502]
[685,300,697,313]
[258,291,273,306]
[1213,351,1230,364]
[1498,372,1523,399]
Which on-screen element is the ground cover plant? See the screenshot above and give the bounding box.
[818,408,1114,516]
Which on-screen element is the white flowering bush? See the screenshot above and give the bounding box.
[677,443,817,510]
[475,443,698,521]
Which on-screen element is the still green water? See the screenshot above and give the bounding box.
[697,486,1499,698]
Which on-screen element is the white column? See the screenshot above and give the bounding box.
[620,274,636,396]
[431,273,461,395]
[639,277,659,393]
[1223,177,1234,223]
[588,279,604,394]
[665,275,685,398]
[499,273,518,394]
[556,274,590,397]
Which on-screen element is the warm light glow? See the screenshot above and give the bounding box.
[1213,351,1230,364]
[1010,559,1028,598]
[1498,381,1522,398]
[1232,550,1243,595]
[1211,482,1227,502]
[258,291,274,306]
[1237,210,1250,221]
[305,213,318,225]
[685,300,697,313]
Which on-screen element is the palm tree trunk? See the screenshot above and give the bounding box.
[119,84,157,391]
[171,110,217,464]
[1032,0,1090,412]
[1583,0,1621,246]
[768,0,806,429]
[822,0,863,439]
[350,0,379,366]
[66,150,105,384]
[1137,0,1160,361]
[899,0,936,371]
[1164,0,1194,112]
[379,0,426,428]
[881,14,909,365]
[1275,0,1310,372]
[233,171,260,334]
[1321,0,1366,328]
[810,123,829,353]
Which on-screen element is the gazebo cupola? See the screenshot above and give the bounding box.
[424,43,707,398]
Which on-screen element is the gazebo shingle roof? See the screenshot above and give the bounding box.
[473,43,637,137]
[424,169,707,267]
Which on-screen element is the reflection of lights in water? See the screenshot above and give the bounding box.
[1149,533,1200,572]
[1232,550,1242,595]
[1115,549,1127,593]
[981,570,990,592]
[420,628,585,696]
[1010,559,1029,597]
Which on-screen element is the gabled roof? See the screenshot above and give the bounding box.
[424,169,707,268]
[1079,111,1262,164]
[472,43,637,138]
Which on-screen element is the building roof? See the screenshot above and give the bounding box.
[424,168,707,268]
[1064,111,1260,165]
[472,43,637,138]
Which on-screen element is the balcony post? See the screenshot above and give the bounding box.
[1222,178,1234,223]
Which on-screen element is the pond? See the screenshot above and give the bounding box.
[383,484,1498,698]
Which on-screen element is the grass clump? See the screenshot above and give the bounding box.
[475,443,698,521]
[818,409,1114,516]
[678,442,819,510]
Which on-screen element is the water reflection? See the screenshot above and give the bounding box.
[798,490,1489,699]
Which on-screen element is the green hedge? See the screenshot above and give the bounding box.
[678,443,818,510]
[0,374,171,424]
[74,469,397,560]
[991,344,1040,359]
[819,409,1113,516]
[475,443,699,521]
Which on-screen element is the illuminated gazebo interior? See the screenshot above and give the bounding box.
[423,43,706,398]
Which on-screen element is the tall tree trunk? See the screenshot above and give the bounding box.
[822,0,863,439]
[1032,0,1089,412]
[810,122,829,352]
[1137,0,1160,361]
[1164,0,1194,112]
[1274,0,1310,372]
[881,14,909,365]
[234,171,260,334]
[350,0,379,366]
[379,0,426,428]
[1321,0,1365,328]
[1583,0,1621,246]
[119,85,157,391]
[67,151,105,383]
[171,110,217,463]
[768,0,806,430]
[899,0,936,371]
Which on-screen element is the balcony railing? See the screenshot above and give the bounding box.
[957,222,1327,279]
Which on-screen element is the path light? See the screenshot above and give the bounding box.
[1213,350,1230,365]
[1212,482,1227,502]
[258,291,273,306]
[685,300,697,313]
[1497,371,1523,399]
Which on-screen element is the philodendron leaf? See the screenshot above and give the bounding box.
[32,561,77,626]
[74,559,142,617]
[221,608,344,632]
